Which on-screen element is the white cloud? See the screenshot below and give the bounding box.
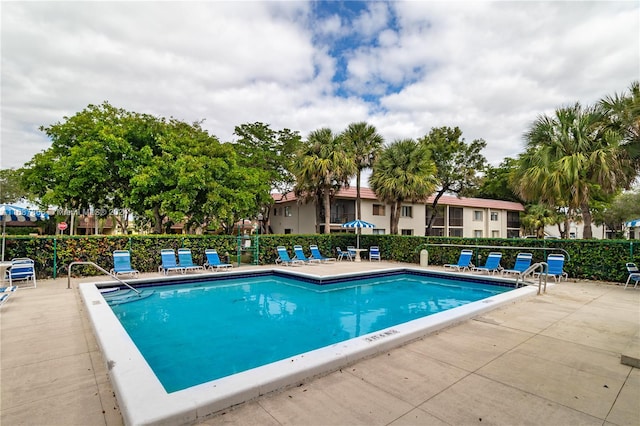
[1,0,638,172]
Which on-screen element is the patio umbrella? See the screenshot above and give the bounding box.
[1,204,49,261]
[341,219,375,249]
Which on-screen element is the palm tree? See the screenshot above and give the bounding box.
[514,103,631,238]
[341,122,384,219]
[599,81,640,177]
[293,128,356,234]
[521,204,560,238]
[369,139,437,234]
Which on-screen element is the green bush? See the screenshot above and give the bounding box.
[2,234,637,283]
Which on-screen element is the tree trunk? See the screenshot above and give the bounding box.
[581,202,593,239]
[153,206,163,234]
[425,189,445,235]
[323,190,331,234]
[390,201,401,235]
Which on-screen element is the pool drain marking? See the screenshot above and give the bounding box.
[364,329,399,343]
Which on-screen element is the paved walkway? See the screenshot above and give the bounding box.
[1,263,638,425]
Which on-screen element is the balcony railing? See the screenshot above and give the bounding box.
[330,214,355,224]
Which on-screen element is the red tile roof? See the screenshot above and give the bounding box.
[272,188,524,211]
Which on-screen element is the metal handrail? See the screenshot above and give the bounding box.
[67,261,140,294]
[515,262,548,295]
[415,243,570,261]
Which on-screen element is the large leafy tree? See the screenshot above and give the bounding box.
[341,122,384,219]
[293,128,355,234]
[418,127,487,235]
[514,103,632,238]
[23,102,271,234]
[0,168,30,204]
[23,102,150,233]
[127,119,271,234]
[369,139,437,235]
[597,190,640,238]
[232,122,302,233]
[473,157,522,202]
[233,122,302,193]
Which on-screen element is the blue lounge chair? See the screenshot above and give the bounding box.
[0,286,17,293]
[159,249,185,275]
[309,244,336,262]
[110,250,139,277]
[178,248,204,273]
[275,246,304,266]
[5,258,37,288]
[0,292,11,306]
[204,249,232,271]
[293,245,321,264]
[444,249,474,272]
[538,253,568,282]
[369,246,381,261]
[624,262,640,289]
[472,252,503,275]
[501,253,533,277]
[336,247,352,261]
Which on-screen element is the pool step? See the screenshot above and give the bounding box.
[102,289,154,305]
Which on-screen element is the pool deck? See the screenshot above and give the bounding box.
[1,261,639,426]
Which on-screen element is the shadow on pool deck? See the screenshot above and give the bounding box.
[1,261,638,426]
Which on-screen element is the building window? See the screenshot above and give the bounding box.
[449,228,463,237]
[285,206,292,217]
[373,204,386,216]
[449,207,463,227]
[373,229,386,235]
[473,210,483,221]
[426,205,445,227]
[401,205,412,218]
[473,230,483,238]
[507,229,520,238]
[427,227,444,236]
[284,228,292,234]
[492,230,500,238]
[490,211,498,221]
[273,208,277,216]
[507,211,520,229]
[401,229,413,236]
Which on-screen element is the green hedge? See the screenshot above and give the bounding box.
[2,234,638,283]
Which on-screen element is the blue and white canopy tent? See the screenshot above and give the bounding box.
[626,218,640,228]
[1,204,50,261]
[341,219,375,249]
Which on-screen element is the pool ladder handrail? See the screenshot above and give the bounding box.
[67,261,140,294]
[515,262,549,295]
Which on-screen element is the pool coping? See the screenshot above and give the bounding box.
[80,267,543,425]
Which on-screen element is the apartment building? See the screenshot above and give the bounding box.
[270,187,524,238]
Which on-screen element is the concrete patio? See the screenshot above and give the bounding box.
[1,262,638,425]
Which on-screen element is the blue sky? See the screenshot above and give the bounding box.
[1,1,638,172]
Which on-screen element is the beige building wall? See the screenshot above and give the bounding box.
[270,195,524,238]
[271,202,317,234]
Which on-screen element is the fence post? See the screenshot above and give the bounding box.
[53,237,57,279]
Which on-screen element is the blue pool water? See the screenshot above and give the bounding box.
[109,272,511,393]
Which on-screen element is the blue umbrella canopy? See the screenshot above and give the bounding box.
[626,219,640,227]
[341,219,376,248]
[1,204,50,261]
[341,219,375,229]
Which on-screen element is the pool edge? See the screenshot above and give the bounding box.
[80,267,542,425]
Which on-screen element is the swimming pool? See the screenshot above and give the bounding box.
[109,272,511,393]
[80,267,539,425]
